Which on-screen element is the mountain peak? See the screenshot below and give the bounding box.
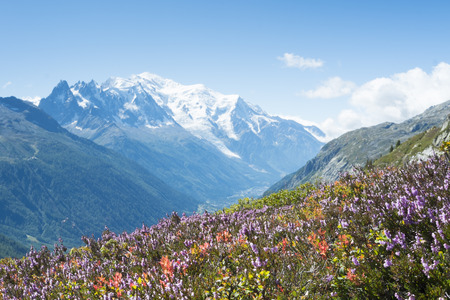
[72,80,100,91]
[88,79,99,88]
[40,73,324,193]
[55,80,70,91]
[45,81,73,102]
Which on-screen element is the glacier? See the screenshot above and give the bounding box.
[38,73,324,207]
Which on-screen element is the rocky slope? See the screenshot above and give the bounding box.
[374,114,450,167]
[267,100,450,193]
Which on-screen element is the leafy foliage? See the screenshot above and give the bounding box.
[1,155,449,298]
[224,183,316,213]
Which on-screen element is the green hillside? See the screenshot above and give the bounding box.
[0,97,198,253]
[375,115,450,167]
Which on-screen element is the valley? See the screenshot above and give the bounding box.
[38,74,324,206]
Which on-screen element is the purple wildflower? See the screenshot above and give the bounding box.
[383,259,392,268]
[249,243,259,255]
[351,256,359,266]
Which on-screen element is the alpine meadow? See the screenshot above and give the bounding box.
[1,1,450,299]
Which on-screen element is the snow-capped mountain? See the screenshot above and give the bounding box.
[39,73,324,205]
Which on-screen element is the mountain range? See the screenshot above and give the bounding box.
[5,70,450,259]
[267,99,450,193]
[0,97,198,251]
[38,73,324,207]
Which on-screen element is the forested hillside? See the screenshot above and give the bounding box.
[0,97,198,252]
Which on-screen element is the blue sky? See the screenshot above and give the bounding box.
[2,1,450,138]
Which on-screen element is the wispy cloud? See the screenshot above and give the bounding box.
[319,62,450,139]
[277,53,324,70]
[301,77,356,99]
[2,81,12,89]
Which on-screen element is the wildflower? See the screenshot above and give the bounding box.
[339,220,349,229]
[251,257,267,268]
[216,230,232,243]
[346,269,358,283]
[249,242,259,254]
[318,240,328,259]
[307,232,317,244]
[199,242,210,255]
[112,272,122,288]
[421,257,433,277]
[184,240,193,248]
[281,238,289,253]
[160,256,174,279]
[383,259,392,268]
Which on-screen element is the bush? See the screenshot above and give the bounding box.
[1,156,449,299]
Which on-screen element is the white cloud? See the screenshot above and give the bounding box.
[318,110,363,141]
[302,76,356,99]
[320,62,450,139]
[277,53,324,70]
[2,81,12,89]
[349,63,450,125]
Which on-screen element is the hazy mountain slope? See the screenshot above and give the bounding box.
[90,124,268,204]
[39,81,268,206]
[267,100,450,193]
[39,74,323,205]
[0,233,29,259]
[0,97,198,249]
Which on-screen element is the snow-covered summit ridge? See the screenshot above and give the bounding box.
[41,72,324,161]
[96,73,289,148]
